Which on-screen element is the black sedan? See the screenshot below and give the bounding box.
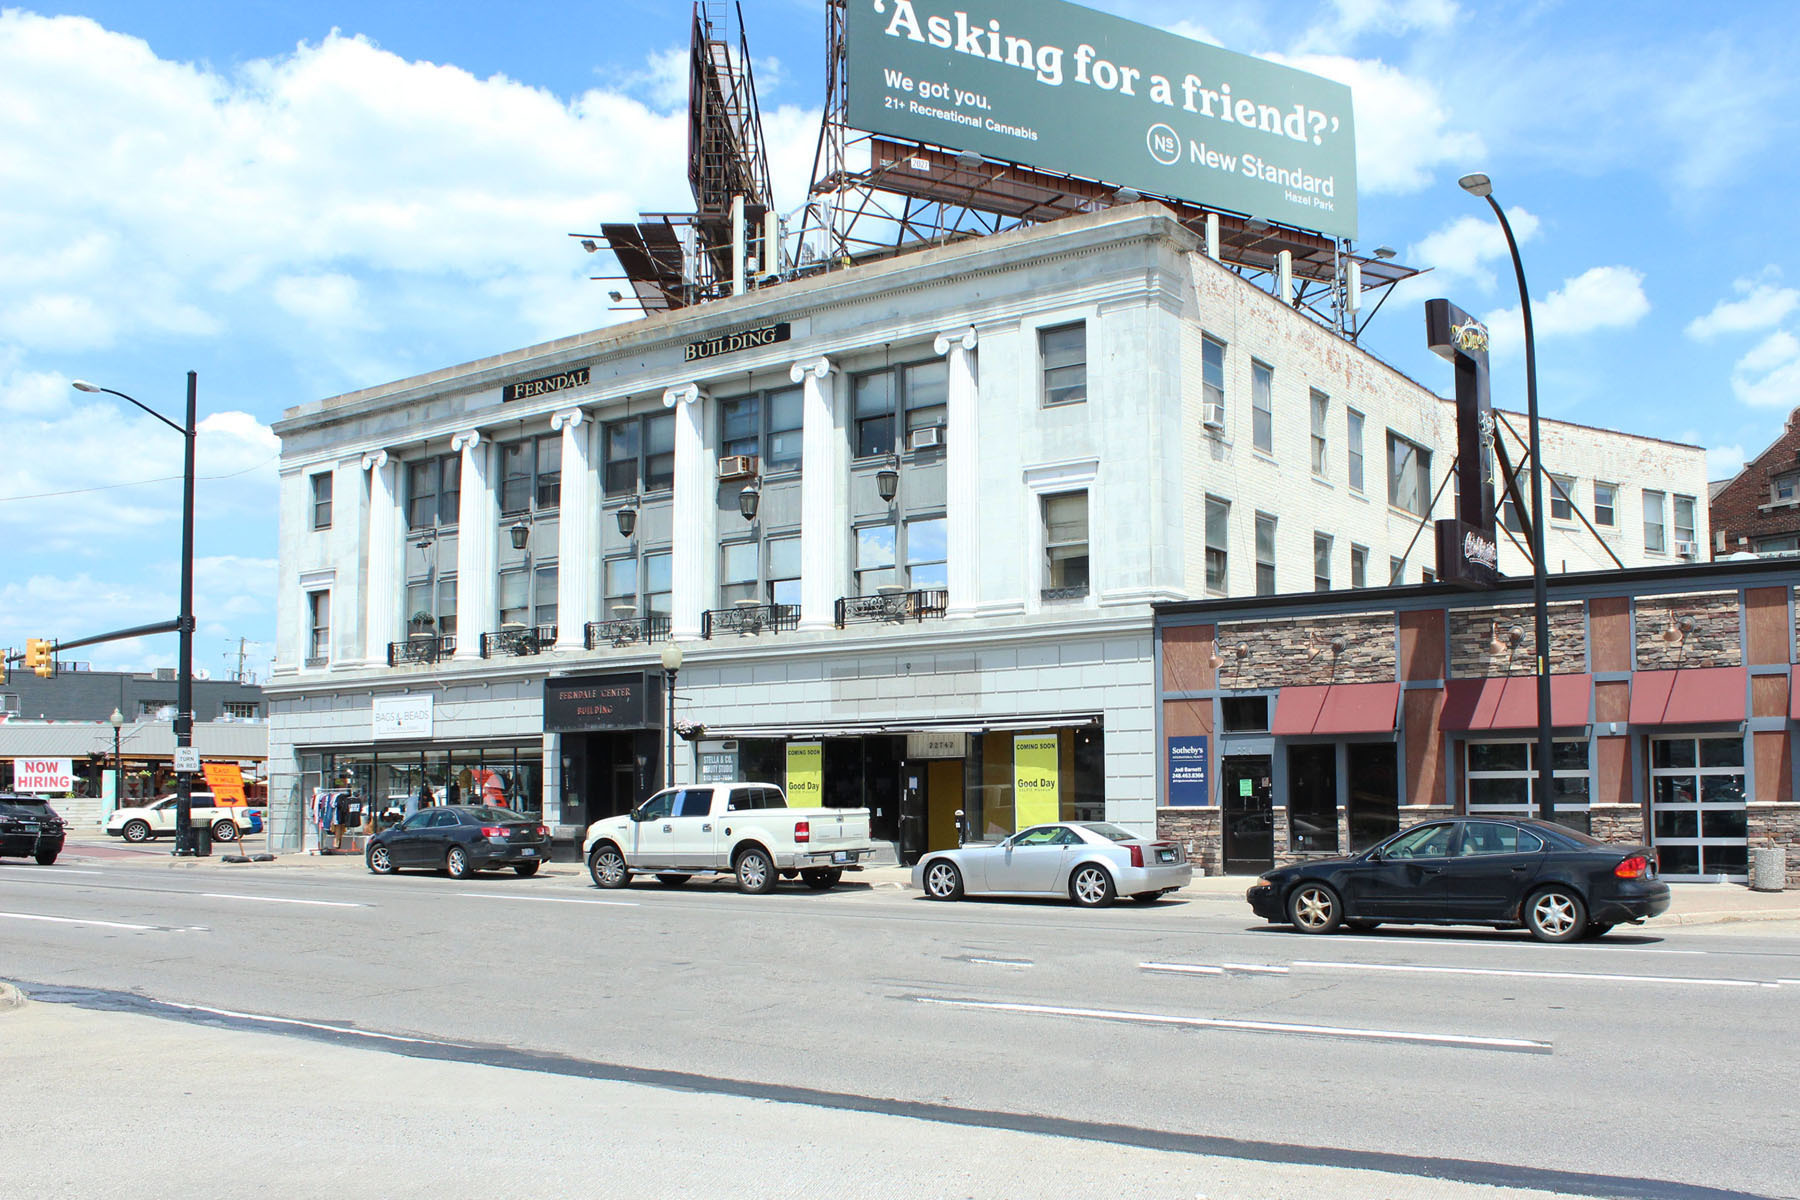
[365,805,551,878]
[0,793,66,865]
[1246,817,1670,942]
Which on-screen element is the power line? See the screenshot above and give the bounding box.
[0,454,277,504]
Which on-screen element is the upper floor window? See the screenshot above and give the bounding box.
[1594,481,1617,527]
[1643,489,1667,554]
[307,590,331,665]
[1674,494,1696,548]
[1772,471,1798,504]
[604,412,675,496]
[310,472,333,530]
[1346,408,1365,492]
[1313,532,1332,591]
[852,359,948,458]
[1040,322,1087,406]
[1386,431,1431,516]
[500,434,560,516]
[1550,474,1574,522]
[499,563,556,628]
[1255,511,1277,595]
[604,549,672,617]
[405,574,456,638]
[719,385,804,472]
[222,701,260,720]
[1205,495,1229,594]
[1309,390,1329,477]
[1251,360,1274,453]
[406,454,461,531]
[1201,334,1225,426]
[855,517,948,596]
[1042,491,1089,596]
[1350,544,1368,589]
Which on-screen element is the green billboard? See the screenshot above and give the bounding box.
[846,0,1358,239]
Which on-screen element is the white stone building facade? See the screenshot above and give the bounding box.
[264,206,1709,857]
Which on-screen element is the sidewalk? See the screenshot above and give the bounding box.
[51,836,1800,927]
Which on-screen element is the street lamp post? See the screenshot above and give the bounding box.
[1459,174,1555,822]
[108,707,125,816]
[659,642,684,790]
[73,373,200,853]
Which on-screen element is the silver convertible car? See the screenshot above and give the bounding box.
[912,822,1192,906]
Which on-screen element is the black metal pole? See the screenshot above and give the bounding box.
[664,667,678,789]
[175,371,198,854]
[113,725,122,811]
[1484,198,1554,822]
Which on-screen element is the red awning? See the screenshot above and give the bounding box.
[1271,682,1401,736]
[1628,667,1747,726]
[1440,674,1593,731]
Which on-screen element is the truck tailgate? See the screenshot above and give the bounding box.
[790,808,872,849]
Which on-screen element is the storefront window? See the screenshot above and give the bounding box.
[1287,743,1338,853]
[1464,740,1590,813]
[1650,735,1746,878]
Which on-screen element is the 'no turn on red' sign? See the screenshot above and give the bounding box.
[12,758,73,792]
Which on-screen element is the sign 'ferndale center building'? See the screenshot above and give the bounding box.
[847,0,1358,238]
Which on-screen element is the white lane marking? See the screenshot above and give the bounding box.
[1220,962,1291,974]
[1780,979,1800,987]
[967,957,1034,969]
[915,996,1548,1052]
[159,1000,458,1046]
[0,865,105,875]
[455,892,638,907]
[0,910,161,932]
[202,892,365,909]
[1140,962,1222,976]
[1294,960,1777,989]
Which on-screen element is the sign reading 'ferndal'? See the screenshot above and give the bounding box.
[685,322,792,363]
[503,366,589,404]
[846,0,1357,238]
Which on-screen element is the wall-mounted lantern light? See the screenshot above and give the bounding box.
[738,479,761,521]
[617,504,638,539]
[876,454,900,503]
[509,521,530,551]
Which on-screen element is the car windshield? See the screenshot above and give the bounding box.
[468,806,531,822]
[1079,822,1140,843]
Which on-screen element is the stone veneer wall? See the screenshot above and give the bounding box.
[1158,807,1221,875]
[1447,602,1586,678]
[1212,613,1395,688]
[1634,591,1742,670]
[1587,805,1642,846]
[1750,805,1800,887]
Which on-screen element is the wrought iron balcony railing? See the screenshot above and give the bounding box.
[387,633,456,666]
[584,614,672,648]
[480,624,556,658]
[1040,585,1090,602]
[834,588,948,628]
[701,602,799,639]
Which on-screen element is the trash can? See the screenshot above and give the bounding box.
[1749,846,1786,892]
[189,824,213,858]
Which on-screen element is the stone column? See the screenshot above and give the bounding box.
[361,450,400,664]
[933,327,979,619]
[664,384,711,641]
[550,406,593,651]
[452,429,496,660]
[791,355,839,631]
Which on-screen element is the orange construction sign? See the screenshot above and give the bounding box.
[201,762,247,804]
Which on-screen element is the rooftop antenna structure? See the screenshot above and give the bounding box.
[573,2,776,314]
[794,0,1420,341]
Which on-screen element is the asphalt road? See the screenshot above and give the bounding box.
[4,854,1797,1199]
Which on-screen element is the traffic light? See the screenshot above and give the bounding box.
[25,638,54,678]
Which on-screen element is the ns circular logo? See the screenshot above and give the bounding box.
[1146,123,1181,166]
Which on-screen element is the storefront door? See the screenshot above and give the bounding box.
[1650,735,1748,880]
[1347,743,1399,850]
[1221,754,1274,874]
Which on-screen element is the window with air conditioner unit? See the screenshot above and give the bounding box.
[1675,540,1699,559]
[716,454,758,480]
[1203,401,1225,429]
[907,425,944,450]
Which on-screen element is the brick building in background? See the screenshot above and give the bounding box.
[1710,405,1800,558]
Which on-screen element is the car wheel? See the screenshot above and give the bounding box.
[1288,882,1343,934]
[122,820,151,843]
[211,820,239,843]
[366,844,395,875]
[735,847,776,895]
[35,850,58,866]
[589,844,628,888]
[1346,919,1381,932]
[1524,886,1587,943]
[655,873,691,887]
[445,845,473,880]
[513,862,540,878]
[801,868,842,890]
[1070,864,1116,908]
[922,859,963,900]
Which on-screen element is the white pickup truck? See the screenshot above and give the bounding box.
[584,782,874,893]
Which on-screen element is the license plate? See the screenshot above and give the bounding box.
[1157,850,1175,863]
[832,851,852,864]
[521,848,536,856]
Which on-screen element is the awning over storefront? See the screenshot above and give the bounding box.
[1440,674,1592,731]
[697,714,1101,740]
[1270,682,1401,736]
[1628,667,1747,726]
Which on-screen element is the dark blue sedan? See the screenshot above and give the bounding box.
[365,805,550,879]
[1246,817,1670,942]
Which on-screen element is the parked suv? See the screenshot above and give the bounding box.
[0,793,67,865]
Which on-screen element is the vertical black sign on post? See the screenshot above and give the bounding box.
[1427,298,1500,589]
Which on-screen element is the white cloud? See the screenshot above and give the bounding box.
[1731,330,1800,409]
[1408,206,1540,290]
[272,273,366,330]
[623,46,691,111]
[1295,0,1459,52]
[1685,275,1800,341]
[1272,53,1483,194]
[1482,266,1651,357]
[1705,443,1746,480]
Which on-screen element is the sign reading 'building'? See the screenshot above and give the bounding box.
[685,323,792,363]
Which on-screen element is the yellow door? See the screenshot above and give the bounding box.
[927,760,964,850]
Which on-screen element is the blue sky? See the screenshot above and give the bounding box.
[4,0,1798,681]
